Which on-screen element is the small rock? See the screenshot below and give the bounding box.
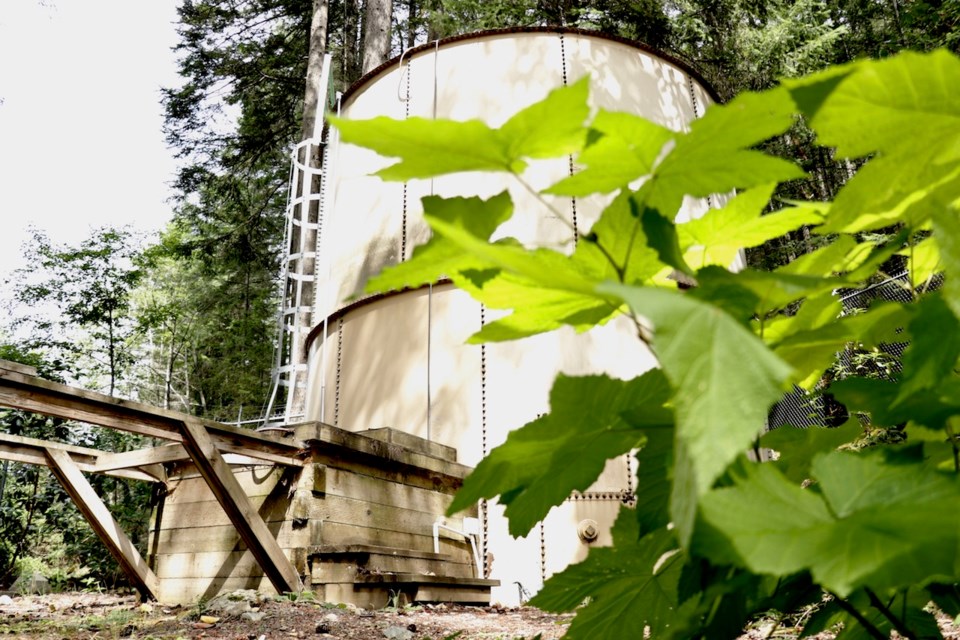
[242,611,266,623]
[323,613,339,622]
[0,595,12,606]
[382,624,413,640]
[199,615,220,624]
[11,572,49,595]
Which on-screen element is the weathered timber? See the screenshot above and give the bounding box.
[0,368,305,466]
[0,432,163,483]
[315,465,458,513]
[359,428,457,462]
[295,423,471,482]
[178,419,303,595]
[44,448,160,600]
[0,359,38,376]
[309,520,474,564]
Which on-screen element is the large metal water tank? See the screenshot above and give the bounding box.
[303,27,721,604]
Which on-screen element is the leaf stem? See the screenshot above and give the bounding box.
[511,173,578,235]
[827,592,887,640]
[865,587,917,640]
[945,422,960,474]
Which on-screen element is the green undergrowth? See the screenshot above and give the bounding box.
[334,49,960,639]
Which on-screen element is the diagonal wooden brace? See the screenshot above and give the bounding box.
[44,448,160,600]
[179,418,302,595]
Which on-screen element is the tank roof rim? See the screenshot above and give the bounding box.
[339,26,721,106]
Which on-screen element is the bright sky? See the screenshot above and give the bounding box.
[0,0,181,297]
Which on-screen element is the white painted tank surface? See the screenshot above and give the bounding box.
[303,28,723,605]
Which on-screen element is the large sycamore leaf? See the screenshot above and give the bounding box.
[806,50,960,159]
[760,419,862,483]
[532,514,686,640]
[805,51,960,234]
[364,192,513,294]
[773,301,909,389]
[893,293,960,407]
[678,185,823,269]
[647,87,805,213]
[330,78,589,180]
[697,447,960,597]
[447,371,673,536]
[932,203,960,318]
[578,190,666,285]
[599,282,793,543]
[546,110,675,196]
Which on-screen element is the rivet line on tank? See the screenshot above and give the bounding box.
[334,316,343,426]
[539,522,547,583]
[558,31,579,244]
[480,303,489,578]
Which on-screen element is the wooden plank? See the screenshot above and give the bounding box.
[150,497,290,529]
[93,444,185,472]
[163,466,291,505]
[148,523,301,555]
[179,418,302,595]
[0,360,38,376]
[319,466,459,514]
[313,493,465,537]
[0,432,163,483]
[0,368,305,466]
[311,521,473,564]
[44,448,160,600]
[153,548,311,579]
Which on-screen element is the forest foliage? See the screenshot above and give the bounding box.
[1,0,960,606]
[334,48,960,639]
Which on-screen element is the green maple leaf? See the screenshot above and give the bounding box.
[599,282,793,543]
[647,87,805,214]
[364,192,513,294]
[697,447,960,597]
[678,185,823,270]
[805,50,960,159]
[330,78,589,180]
[447,371,673,536]
[531,514,686,640]
[932,203,960,319]
[545,110,675,196]
[760,419,862,483]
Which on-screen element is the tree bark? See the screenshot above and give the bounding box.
[343,0,361,82]
[301,0,330,140]
[362,0,394,74]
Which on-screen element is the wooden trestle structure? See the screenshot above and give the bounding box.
[0,359,306,600]
[0,359,493,605]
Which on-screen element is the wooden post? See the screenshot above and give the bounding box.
[44,448,160,600]
[179,418,302,595]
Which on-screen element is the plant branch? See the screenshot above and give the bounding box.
[945,422,960,474]
[865,587,917,640]
[827,592,887,640]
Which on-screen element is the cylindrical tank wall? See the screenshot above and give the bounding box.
[305,30,719,605]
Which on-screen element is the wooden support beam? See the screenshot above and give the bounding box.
[44,448,160,600]
[179,418,302,595]
[0,432,163,483]
[0,368,305,466]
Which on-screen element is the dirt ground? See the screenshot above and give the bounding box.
[2,591,960,639]
[0,592,573,640]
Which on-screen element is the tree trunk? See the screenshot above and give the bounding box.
[362,0,393,74]
[301,0,330,140]
[343,0,361,82]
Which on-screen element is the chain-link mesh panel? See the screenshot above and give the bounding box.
[768,272,942,430]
